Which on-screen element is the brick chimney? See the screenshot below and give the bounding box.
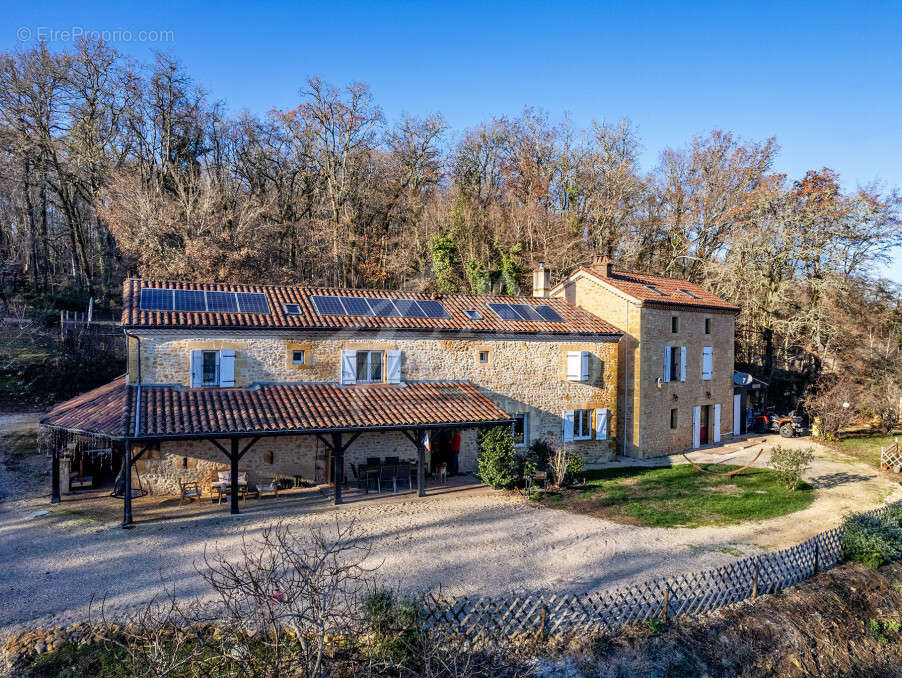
[532,263,550,298]
[592,255,614,277]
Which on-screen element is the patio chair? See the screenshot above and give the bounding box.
[397,462,412,490]
[377,464,397,493]
[255,475,280,498]
[179,480,202,505]
[362,464,380,493]
[366,457,381,466]
[384,456,400,465]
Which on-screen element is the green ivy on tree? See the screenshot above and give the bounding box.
[428,232,459,293]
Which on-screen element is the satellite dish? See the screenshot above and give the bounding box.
[733,372,753,386]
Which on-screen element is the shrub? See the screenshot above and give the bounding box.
[769,445,814,490]
[360,586,424,661]
[549,448,582,487]
[842,513,902,568]
[476,426,518,489]
[566,453,583,479]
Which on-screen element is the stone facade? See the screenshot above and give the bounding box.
[552,272,735,458]
[127,330,619,494]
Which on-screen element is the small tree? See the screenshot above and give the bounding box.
[769,445,814,490]
[476,426,517,489]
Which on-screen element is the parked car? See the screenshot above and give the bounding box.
[754,409,809,438]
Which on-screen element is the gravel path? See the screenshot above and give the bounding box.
[1,415,899,635]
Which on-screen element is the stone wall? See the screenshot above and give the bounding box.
[135,428,480,496]
[129,330,620,493]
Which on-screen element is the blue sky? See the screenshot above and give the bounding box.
[5,1,902,279]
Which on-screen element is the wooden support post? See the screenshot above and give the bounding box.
[332,432,344,505]
[751,560,759,599]
[230,438,240,516]
[662,583,670,622]
[51,447,60,504]
[814,539,819,575]
[539,603,547,641]
[416,428,426,498]
[121,441,133,528]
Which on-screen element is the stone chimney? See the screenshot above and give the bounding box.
[592,255,614,278]
[532,263,550,298]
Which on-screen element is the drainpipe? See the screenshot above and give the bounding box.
[623,301,630,457]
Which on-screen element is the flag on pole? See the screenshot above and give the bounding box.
[421,431,431,452]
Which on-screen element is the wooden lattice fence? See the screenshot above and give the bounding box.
[881,439,902,472]
[423,504,893,638]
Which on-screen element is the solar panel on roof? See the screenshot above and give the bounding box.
[310,295,346,316]
[236,292,270,314]
[173,290,207,312]
[140,288,173,311]
[535,305,565,322]
[509,304,544,322]
[486,302,520,321]
[369,298,400,317]
[416,300,449,319]
[206,291,239,313]
[392,299,427,318]
[342,296,374,316]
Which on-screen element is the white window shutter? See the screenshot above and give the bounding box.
[581,351,590,381]
[219,350,235,387]
[663,346,672,382]
[713,403,722,443]
[566,351,582,381]
[562,410,575,442]
[692,406,701,448]
[340,350,357,384]
[595,408,609,440]
[680,346,687,382]
[190,350,202,387]
[702,346,713,380]
[387,349,402,384]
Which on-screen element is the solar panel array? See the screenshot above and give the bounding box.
[486,303,565,323]
[140,289,270,314]
[309,295,450,319]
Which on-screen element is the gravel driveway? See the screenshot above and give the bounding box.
[1,414,899,635]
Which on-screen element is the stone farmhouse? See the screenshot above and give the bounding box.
[40,262,737,524]
[545,258,740,457]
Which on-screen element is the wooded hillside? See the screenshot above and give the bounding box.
[1,39,901,421]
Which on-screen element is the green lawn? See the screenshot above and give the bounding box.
[533,464,814,528]
[831,431,900,469]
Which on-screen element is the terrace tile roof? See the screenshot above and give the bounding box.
[41,378,513,439]
[121,279,622,336]
[573,266,739,312]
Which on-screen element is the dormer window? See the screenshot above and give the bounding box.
[463,309,482,321]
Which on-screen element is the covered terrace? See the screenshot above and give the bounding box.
[40,376,513,527]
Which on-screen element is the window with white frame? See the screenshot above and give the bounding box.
[292,350,305,365]
[512,413,527,447]
[478,350,489,363]
[574,409,592,440]
[566,351,590,381]
[355,350,384,383]
[191,349,235,387]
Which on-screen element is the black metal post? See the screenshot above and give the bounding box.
[332,432,344,505]
[230,438,240,516]
[121,441,133,527]
[416,428,426,497]
[51,447,60,504]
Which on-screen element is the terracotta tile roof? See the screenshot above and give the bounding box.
[121,279,621,337]
[41,378,513,439]
[575,266,739,312]
[40,376,130,437]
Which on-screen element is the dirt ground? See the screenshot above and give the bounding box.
[2,413,900,637]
